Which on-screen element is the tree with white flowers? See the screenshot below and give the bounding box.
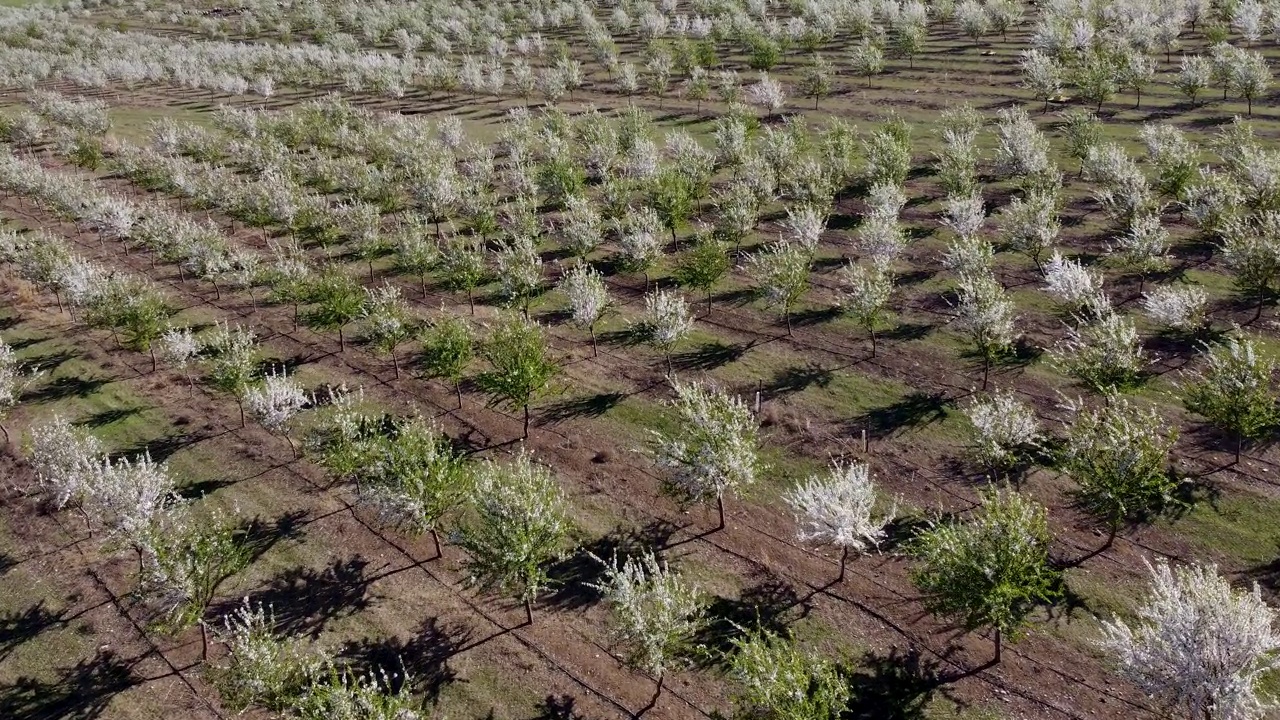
[840,262,894,357]
[456,449,569,625]
[1060,395,1177,540]
[357,415,471,556]
[0,337,39,448]
[999,189,1059,273]
[559,263,611,356]
[747,72,786,117]
[785,461,894,582]
[1222,213,1280,321]
[1143,285,1209,334]
[1020,49,1062,112]
[204,322,259,427]
[953,272,1018,390]
[1052,311,1144,392]
[588,551,706,702]
[749,240,811,335]
[964,390,1042,477]
[910,486,1059,664]
[1181,333,1279,463]
[994,107,1051,181]
[1044,251,1103,310]
[618,207,665,288]
[560,195,604,261]
[850,39,885,87]
[25,414,102,516]
[729,628,850,720]
[243,367,307,458]
[158,326,199,390]
[636,289,694,374]
[652,379,760,531]
[361,284,414,379]
[1099,559,1280,720]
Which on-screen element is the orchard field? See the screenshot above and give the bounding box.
[2,0,1280,719]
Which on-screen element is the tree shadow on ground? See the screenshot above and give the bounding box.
[337,616,470,702]
[855,391,950,439]
[22,376,110,404]
[237,510,309,564]
[843,647,951,720]
[0,650,138,720]
[790,305,843,328]
[530,694,588,720]
[0,552,16,576]
[763,362,834,396]
[543,521,680,612]
[113,430,203,465]
[693,577,808,669]
[231,556,376,639]
[19,349,79,374]
[671,341,750,372]
[1245,545,1280,602]
[881,322,933,343]
[537,392,624,426]
[0,601,67,663]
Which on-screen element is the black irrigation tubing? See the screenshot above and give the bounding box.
[51,232,1133,720]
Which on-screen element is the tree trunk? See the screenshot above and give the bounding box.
[421,273,429,298]
[524,596,534,626]
[1236,431,1244,465]
[238,399,246,428]
[391,349,400,379]
[523,403,531,439]
[785,308,793,335]
[982,353,991,391]
[455,380,463,410]
[993,627,1002,665]
[150,345,157,373]
[838,545,849,583]
[431,528,442,560]
[0,422,9,449]
[590,326,598,357]
[870,326,877,358]
[200,620,209,661]
[284,434,298,460]
[716,496,726,531]
[468,288,475,315]
[706,289,713,315]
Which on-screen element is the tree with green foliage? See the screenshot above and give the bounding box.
[1060,396,1178,543]
[910,487,1060,664]
[303,267,365,352]
[675,233,732,314]
[1182,333,1280,463]
[438,235,489,315]
[652,379,761,531]
[141,506,252,659]
[476,314,561,439]
[119,283,173,372]
[728,628,850,720]
[419,314,474,409]
[799,54,835,109]
[648,169,697,243]
[456,449,570,625]
[749,240,811,335]
[204,322,259,427]
[209,600,319,713]
[588,551,706,703]
[893,23,926,69]
[361,284,415,378]
[357,415,471,557]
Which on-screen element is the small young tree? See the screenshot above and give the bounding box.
[25,414,102,515]
[728,629,850,720]
[476,314,561,439]
[438,235,488,314]
[850,39,885,87]
[635,289,694,374]
[963,390,1042,477]
[675,232,731,314]
[1181,333,1279,463]
[158,326,200,391]
[910,487,1060,664]
[1099,559,1280,720]
[243,368,308,458]
[1143,285,1209,334]
[648,169,697,243]
[1051,311,1145,392]
[140,506,252,658]
[358,415,471,556]
[359,284,414,379]
[304,268,365,353]
[0,338,39,447]
[456,449,569,625]
[559,195,604,261]
[840,262,894,356]
[748,240,811,335]
[617,207,665,288]
[494,234,544,318]
[1060,396,1178,542]
[1020,48,1062,112]
[1231,49,1271,116]
[1073,51,1118,112]
[651,379,761,531]
[1043,251,1104,311]
[953,272,1018,390]
[119,283,173,372]
[588,551,706,702]
[204,322,259,427]
[999,189,1060,272]
[209,599,319,713]
[785,461,894,582]
[1175,55,1213,107]
[799,53,835,109]
[394,223,439,297]
[893,23,927,69]
[559,263,612,356]
[419,314,474,409]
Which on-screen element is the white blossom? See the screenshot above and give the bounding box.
[1142,285,1208,332]
[785,461,894,554]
